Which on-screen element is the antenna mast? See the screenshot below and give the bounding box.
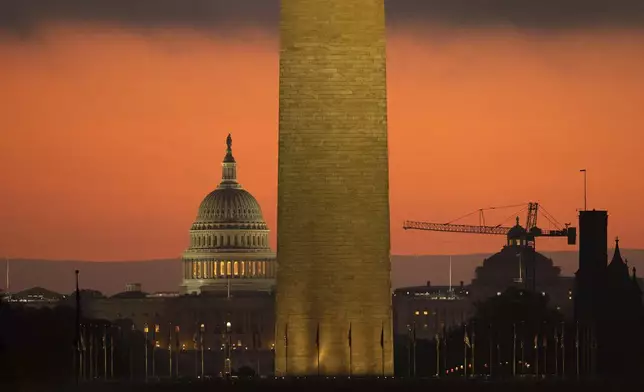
[5,257,8,294]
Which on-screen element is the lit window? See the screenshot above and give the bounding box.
[423,311,428,315]
[414,311,420,316]
[220,261,225,276]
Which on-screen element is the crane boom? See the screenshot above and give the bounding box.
[403,221,512,235]
[403,202,577,245]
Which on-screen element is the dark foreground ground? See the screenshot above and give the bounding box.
[5,377,644,392]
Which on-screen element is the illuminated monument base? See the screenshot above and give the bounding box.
[275,0,393,376]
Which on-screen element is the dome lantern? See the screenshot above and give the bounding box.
[220,133,240,189]
[506,217,528,247]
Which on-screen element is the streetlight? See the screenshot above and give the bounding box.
[224,321,232,376]
[200,323,205,379]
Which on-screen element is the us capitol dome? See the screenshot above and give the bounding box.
[181,134,276,294]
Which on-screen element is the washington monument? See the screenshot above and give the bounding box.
[275,0,393,376]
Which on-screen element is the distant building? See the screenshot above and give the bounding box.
[393,282,471,340]
[6,286,66,309]
[393,220,579,341]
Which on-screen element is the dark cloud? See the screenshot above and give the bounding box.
[1,0,644,38]
[391,0,644,30]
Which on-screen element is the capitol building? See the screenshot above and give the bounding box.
[77,135,277,376]
[181,134,276,294]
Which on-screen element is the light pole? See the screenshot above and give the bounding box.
[200,323,205,379]
[224,321,232,376]
[580,169,587,211]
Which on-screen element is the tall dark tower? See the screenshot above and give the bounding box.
[574,210,608,376]
[574,210,608,322]
[275,0,393,376]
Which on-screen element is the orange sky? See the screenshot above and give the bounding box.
[1,24,643,261]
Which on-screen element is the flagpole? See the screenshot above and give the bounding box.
[520,326,525,375]
[348,323,353,377]
[561,323,566,378]
[316,323,320,377]
[129,325,134,381]
[168,324,173,378]
[175,326,180,378]
[463,324,468,378]
[471,327,476,376]
[543,328,548,378]
[381,322,385,377]
[512,323,516,377]
[488,324,493,378]
[255,329,261,377]
[89,326,94,380]
[535,331,539,377]
[284,323,288,375]
[443,324,448,376]
[103,326,107,379]
[435,331,440,378]
[79,324,84,381]
[554,326,559,377]
[413,322,417,377]
[110,330,114,379]
[152,325,157,379]
[74,270,81,386]
[144,324,149,382]
[200,323,205,379]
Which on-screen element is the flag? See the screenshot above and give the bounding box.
[534,334,538,349]
[348,323,352,348]
[513,323,517,342]
[168,325,173,350]
[543,335,547,348]
[380,324,384,348]
[560,329,565,348]
[80,325,86,351]
[175,326,181,350]
[316,323,320,348]
[464,330,471,348]
[412,323,417,345]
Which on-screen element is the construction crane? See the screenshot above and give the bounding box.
[403,202,576,246]
[403,202,577,291]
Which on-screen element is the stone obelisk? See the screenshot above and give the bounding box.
[275,0,392,376]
